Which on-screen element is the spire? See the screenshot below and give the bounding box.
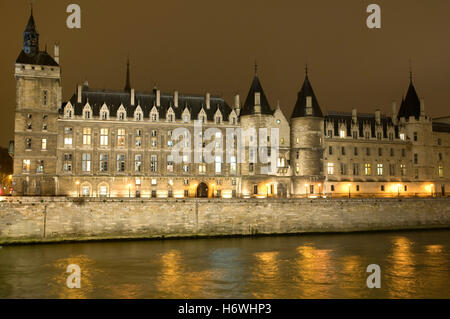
[23,6,39,55]
[240,64,273,116]
[291,69,323,118]
[254,60,258,76]
[124,57,131,92]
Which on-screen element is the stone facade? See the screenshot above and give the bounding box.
[10,11,450,199]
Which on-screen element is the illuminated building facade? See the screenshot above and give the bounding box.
[11,11,450,198]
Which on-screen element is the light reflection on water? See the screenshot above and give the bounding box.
[0,230,449,299]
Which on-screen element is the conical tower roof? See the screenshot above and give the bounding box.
[240,65,273,116]
[291,69,323,118]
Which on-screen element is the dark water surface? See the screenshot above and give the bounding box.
[0,230,449,298]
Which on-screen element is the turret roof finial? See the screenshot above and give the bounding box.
[254,60,258,75]
[409,58,413,83]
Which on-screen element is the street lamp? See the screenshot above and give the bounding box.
[318,183,322,197]
[75,181,80,197]
[347,183,351,198]
[128,183,132,198]
[266,183,270,198]
[397,184,401,198]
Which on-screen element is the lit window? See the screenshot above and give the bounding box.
[152,179,157,186]
[364,163,372,176]
[41,138,47,150]
[100,128,109,146]
[117,129,126,146]
[230,156,237,174]
[339,130,345,138]
[135,154,142,172]
[400,164,406,176]
[438,165,444,177]
[215,156,222,174]
[199,163,206,173]
[82,153,91,172]
[64,137,72,146]
[82,128,92,145]
[22,160,31,173]
[327,163,334,175]
[400,133,405,141]
[377,163,383,176]
[26,138,32,150]
[167,155,174,172]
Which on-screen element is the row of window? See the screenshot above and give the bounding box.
[63,154,238,174]
[325,162,444,178]
[65,105,237,125]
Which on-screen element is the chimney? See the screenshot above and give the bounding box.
[420,99,425,116]
[156,90,161,107]
[206,93,210,109]
[77,84,82,103]
[234,94,240,109]
[54,42,60,64]
[392,101,398,125]
[352,108,357,123]
[131,88,135,106]
[375,109,381,125]
[174,91,179,108]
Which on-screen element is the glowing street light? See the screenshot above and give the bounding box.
[128,183,132,198]
[347,183,351,198]
[397,184,401,198]
[318,183,322,197]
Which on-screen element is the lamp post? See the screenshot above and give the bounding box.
[266,184,270,198]
[347,183,351,198]
[75,181,80,197]
[397,184,401,198]
[128,183,132,198]
[318,183,322,197]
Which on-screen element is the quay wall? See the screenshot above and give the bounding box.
[1,197,450,244]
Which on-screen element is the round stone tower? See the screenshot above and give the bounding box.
[290,69,324,197]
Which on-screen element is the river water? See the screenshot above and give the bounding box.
[0,230,449,299]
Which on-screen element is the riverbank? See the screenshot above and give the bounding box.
[1,197,450,245]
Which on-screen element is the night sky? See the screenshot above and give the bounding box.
[0,0,449,148]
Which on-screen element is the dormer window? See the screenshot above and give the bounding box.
[400,133,405,141]
[216,116,221,124]
[119,112,125,120]
[168,114,174,122]
[84,111,91,119]
[135,112,142,121]
[101,111,108,120]
[184,115,189,123]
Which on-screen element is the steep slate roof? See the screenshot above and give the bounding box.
[240,74,273,116]
[432,122,450,133]
[397,80,421,120]
[64,86,232,121]
[16,50,59,66]
[324,111,398,138]
[291,73,323,118]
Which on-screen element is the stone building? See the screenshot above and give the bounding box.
[10,11,450,198]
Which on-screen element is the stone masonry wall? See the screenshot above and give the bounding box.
[1,197,450,244]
